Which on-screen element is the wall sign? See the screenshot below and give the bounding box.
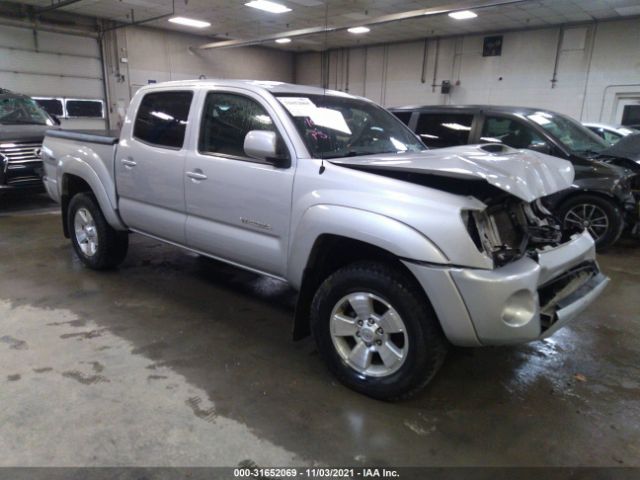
[483,35,503,57]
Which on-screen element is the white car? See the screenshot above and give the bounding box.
[583,123,639,145]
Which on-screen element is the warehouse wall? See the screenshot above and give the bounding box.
[294,17,640,123]
[0,23,106,129]
[103,26,294,129]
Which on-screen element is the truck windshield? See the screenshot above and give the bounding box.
[526,111,608,157]
[0,95,53,126]
[276,94,425,158]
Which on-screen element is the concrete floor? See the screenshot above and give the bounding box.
[1,193,639,467]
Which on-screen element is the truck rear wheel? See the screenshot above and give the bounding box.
[310,261,448,401]
[67,193,128,270]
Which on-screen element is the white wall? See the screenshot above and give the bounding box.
[295,17,640,123]
[103,26,294,129]
[0,23,106,129]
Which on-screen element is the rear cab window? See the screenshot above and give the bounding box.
[133,91,194,149]
[415,112,473,148]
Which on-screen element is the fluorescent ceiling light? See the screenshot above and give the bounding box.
[275,38,292,44]
[168,17,211,28]
[245,0,291,14]
[347,26,370,34]
[448,10,477,20]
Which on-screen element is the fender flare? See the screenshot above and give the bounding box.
[286,204,449,290]
[58,155,127,231]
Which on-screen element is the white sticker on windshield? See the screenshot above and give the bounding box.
[310,107,352,135]
[278,97,317,117]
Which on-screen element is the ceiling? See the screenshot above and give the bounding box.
[8,0,640,51]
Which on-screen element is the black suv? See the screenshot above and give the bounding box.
[1,88,59,193]
[391,105,639,249]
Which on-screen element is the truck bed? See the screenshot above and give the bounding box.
[46,129,120,145]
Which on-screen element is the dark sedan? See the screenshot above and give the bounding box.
[391,105,639,250]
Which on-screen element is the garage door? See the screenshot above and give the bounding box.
[0,24,106,130]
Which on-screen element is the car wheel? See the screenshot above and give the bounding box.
[310,261,448,401]
[68,193,128,270]
[559,194,624,250]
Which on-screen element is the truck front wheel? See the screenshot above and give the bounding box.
[310,261,448,400]
[67,193,128,270]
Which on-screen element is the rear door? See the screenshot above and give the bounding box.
[115,89,194,244]
[413,110,475,148]
[183,88,295,277]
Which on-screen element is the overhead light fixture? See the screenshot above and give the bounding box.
[245,0,291,14]
[448,10,477,20]
[347,26,370,34]
[275,38,292,44]
[168,17,211,28]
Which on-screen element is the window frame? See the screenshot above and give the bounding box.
[132,90,195,151]
[414,110,476,148]
[64,98,105,119]
[196,90,291,166]
[33,97,66,118]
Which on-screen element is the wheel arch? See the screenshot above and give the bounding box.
[59,157,126,237]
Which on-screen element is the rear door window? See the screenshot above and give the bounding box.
[392,111,412,126]
[134,91,193,149]
[481,115,546,149]
[415,113,473,148]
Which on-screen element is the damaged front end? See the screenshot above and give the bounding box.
[463,198,563,268]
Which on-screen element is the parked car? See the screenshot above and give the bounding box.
[42,80,608,400]
[0,88,59,193]
[583,123,639,145]
[391,105,639,249]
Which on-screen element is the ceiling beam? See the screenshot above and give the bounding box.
[197,0,529,50]
[36,0,83,14]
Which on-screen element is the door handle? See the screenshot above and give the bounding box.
[186,170,208,181]
[121,158,137,168]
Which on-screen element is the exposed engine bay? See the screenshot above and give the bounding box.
[464,198,563,267]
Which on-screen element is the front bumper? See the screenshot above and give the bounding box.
[403,231,609,346]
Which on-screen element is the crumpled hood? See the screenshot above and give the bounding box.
[329,144,575,202]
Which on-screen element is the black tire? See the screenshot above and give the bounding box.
[558,194,624,250]
[67,193,128,270]
[310,261,448,401]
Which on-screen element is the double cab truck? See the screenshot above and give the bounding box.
[42,80,609,399]
[0,89,59,192]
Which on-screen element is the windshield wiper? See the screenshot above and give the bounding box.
[575,149,603,158]
[321,150,407,159]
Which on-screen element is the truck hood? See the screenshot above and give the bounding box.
[329,144,574,202]
[0,124,53,142]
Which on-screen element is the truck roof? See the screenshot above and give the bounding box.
[136,79,362,100]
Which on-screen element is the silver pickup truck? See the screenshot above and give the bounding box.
[42,80,609,400]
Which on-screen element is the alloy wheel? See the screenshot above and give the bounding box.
[329,292,408,377]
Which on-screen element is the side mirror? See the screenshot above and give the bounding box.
[244,130,290,168]
[527,141,551,155]
[50,114,61,126]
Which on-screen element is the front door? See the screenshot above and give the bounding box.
[116,90,194,244]
[184,89,295,277]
